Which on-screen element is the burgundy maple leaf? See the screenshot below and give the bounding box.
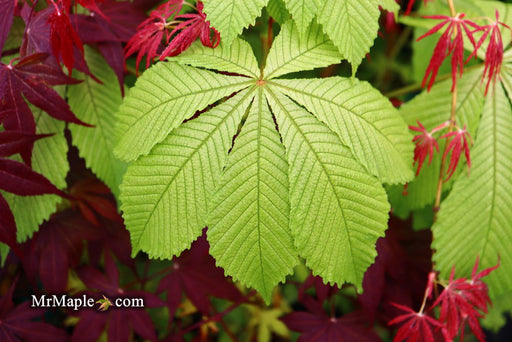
[159,1,220,59]
[471,10,511,95]
[125,0,184,71]
[417,14,480,91]
[0,279,69,342]
[157,230,242,320]
[440,125,471,181]
[409,120,449,176]
[0,0,16,54]
[0,131,52,166]
[0,193,20,257]
[74,252,165,342]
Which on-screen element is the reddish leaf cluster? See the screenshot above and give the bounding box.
[389,258,499,342]
[125,0,220,72]
[409,120,471,180]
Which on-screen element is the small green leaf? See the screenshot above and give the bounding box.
[265,89,389,289]
[267,0,290,24]
[114,62,251,162]
[171,38,260,78]
[208,89,298,302]
[316,0,381,70]
[283,0,321,33]
[121,90,255,258]
[271,77,413,184]
[264,20,342,79]
[432,82,512,298]
[201,0,269,48]
[68,47,127,198]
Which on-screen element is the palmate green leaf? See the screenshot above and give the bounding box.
[201,0,269,48]
[432,82,512,298]
[118,23,412,300]
[283,0,322,34]
[270,78,413,184]
[265,90,389,289]
[114,62,251,162]
[264,20,342,79]
[2,109,68,241]
[208,89,298,301]
[389,69,485,213]
[316,0,382,71]
[68,47,126,198]
[120,90,255,258]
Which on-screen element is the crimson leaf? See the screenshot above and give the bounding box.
[0,0,15,54]
[0,131,52,165]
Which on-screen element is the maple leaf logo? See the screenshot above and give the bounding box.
[96,295,113,311]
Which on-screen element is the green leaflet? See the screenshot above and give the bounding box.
[379,0,400,14]
[68,47,126,198]
[270,78,413,184]
[283,0,321,34]
[267,0,290,24]
[171,38,260,78]
[208,89,298,302]
[316,0,381,71]
[266,90,389,289]
[432,82,512,298]
[389,69,485,213]
[114,62,251,162]
[3,109,68,241]
[264,20,342,79]
[201,0,269,48]
[0,242,8,266]
[118,24,412,301]
[121,90,255,259]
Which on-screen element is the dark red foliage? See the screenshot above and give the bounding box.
[0,158,66,197]
[157,230,242,319]
[417,14,480,91]
[389,303,450,342]
[0,280,69,342]
[73,253,165,342]
[440,126,471,181]
[282,310,381,342]
[404,0,432,16]
[298,274,339,304]
[360,220,433,323]
[0,0,15,54]
[20,210,96,292]
[159,2,220,59]
[0,193,20,256]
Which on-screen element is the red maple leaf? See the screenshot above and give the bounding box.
[404,0,433,16]
[417,14,480,91]
[0,0,16,54]
[471,10,511,95]
[125,0,184,71]
[440,125,471,181]
[159,1,220,59]
[0,193,21,257]
[157,230,242,320]
[409,120,449,176]
[389,303,451,342]
[0,279,69,342]
[0,131,52,166]
[282,310,381,342]
[47,0,85,73]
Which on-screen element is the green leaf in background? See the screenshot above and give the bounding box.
[267,0,290,24]
[201,0,269,48]
[2,109,68,241]
[283,0,321,34]
[432,82,512,299]
[68,47,127,198]
[117,22,412,300]
[316,0,381,71]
